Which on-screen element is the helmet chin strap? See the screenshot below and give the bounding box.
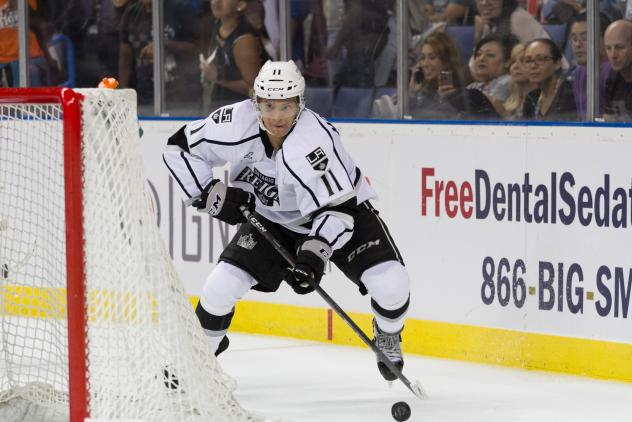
[253,98,304,136]
[253,99,272,133]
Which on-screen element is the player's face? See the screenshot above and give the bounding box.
[474,41,507,82]
[419,44,443,82]
[570,22,588,65]
[604,26,632,73]
[259,98,300,139]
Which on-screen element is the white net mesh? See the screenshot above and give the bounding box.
[0,89,264,422]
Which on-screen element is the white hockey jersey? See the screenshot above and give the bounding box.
[163,100,377,250]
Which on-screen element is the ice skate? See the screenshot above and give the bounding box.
[373,320,404,382]
[162,335,230,391]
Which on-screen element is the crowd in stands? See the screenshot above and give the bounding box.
[0,0,631,122]
[378,0,632,122]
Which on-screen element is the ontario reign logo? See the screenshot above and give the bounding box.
[236,167,279,206]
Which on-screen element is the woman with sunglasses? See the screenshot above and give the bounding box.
[522,38,577,121]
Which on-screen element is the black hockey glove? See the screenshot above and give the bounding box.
[287,237,332,295]
[192,179,255,225]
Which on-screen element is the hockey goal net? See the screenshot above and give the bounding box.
[0,88,263,422]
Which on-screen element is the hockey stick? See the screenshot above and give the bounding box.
[240,207,427,399]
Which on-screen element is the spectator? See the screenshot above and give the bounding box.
[325,0,393,88]
[271,0,330,85]
[119,0,199,110]
[244,0,277,60]
[408,0,430,35]
[541,0,621,25]
[503,43,537,118]
[522,38,577,120]
[73,0,134,87]
[468,33,518,103]
[405,31,471,118]
[540,0,582,24]
[373,4,398,87]
[322,0,345,84]
[290,0,311,70]
[303,0,329,84]
[261,0,279,54]
[201,0,269,111]
[404,31,498,119]
[603,19,632,121]
[427,0,476,25]
[0,0,53,87]
[474,0,549,44]
[567,12,612,120]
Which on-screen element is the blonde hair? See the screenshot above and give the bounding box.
[504,43,529,116]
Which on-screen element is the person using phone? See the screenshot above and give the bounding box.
[438,70,455,95]
[406,31,471,118]
[405,31,502,119]
[409,32,465,95]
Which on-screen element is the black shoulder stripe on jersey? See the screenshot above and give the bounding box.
[310,111,354,187]
[163,155,192,198]
[167,125,190,153]
[180,151,204,192]
[326,120,339,134]
[190,133,260,149]
[281,150,320,207]
[190,122,206,135]
[309,109,337,132]
[354,167,361,186]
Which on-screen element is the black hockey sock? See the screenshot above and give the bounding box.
[370,295,410,324]
[195,301,235,332]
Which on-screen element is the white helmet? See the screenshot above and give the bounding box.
[253,60,306,132]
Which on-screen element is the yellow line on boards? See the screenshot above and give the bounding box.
[2,285,631,383]
[228,299,632,383]
[1,285,157,323]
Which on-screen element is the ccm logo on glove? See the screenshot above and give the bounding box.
[193,179,255,225]
[287,237,332,295]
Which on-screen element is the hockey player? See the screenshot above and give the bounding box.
[163,60,410,381]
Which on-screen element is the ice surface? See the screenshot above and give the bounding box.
[221,333,632,422]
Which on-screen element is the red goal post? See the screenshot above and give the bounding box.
[0,88,263,422]
[1,88,88,421]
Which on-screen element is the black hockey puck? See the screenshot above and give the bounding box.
[391,401,411,421]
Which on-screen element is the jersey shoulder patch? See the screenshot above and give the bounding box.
[210,106,233,124]
[305,146,329,171]
[284,114,335,173]
[195,100,258,146]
